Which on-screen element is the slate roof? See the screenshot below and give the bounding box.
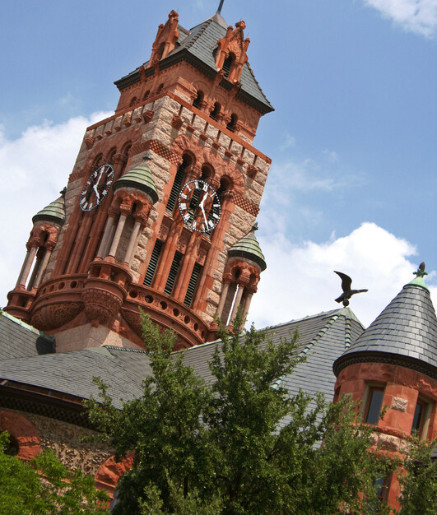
[183,308,363,402]
[0,312,55,360]
[115,16,273,115]
[334,281,437,377]
[0,309,363,412]
[0,345,151,409]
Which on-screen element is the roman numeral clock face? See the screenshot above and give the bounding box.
[178,180,221,234]
[79,164,114,212]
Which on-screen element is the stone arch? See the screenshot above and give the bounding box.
[171,135,245,196]
[0,410,41,461]
[95,453,134,496]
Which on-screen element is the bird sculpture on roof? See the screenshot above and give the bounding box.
[334,271,368,307]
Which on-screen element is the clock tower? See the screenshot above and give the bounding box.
[5,9,273,352]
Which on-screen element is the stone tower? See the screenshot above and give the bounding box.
[5,10,273,352]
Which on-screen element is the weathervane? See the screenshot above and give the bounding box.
[334,271,368,307]
[413,262,427,278]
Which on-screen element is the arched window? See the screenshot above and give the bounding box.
[106,147,117,165]
[157,83,164,94]
[226,114,238,132]
[129,97,137,107]
[166,154,192,213]
[193,91,204,109]
[143,90,150,101]
[210,102,221,121]
[222,53,235,79]
[120,144,131,175]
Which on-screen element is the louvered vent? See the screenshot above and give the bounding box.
[184,263,202,307]
[167,160,188,213]
[164,251,182,295]
[143,240,163,286]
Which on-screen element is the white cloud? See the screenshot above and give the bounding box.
[249,222,436,329]
[362,0,437,37]
[280,133,296,151]
[0,112,111,306]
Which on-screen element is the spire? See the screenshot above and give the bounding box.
[334,262,437,376]
[217,0,225,14]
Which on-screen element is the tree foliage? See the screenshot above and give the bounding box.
[86,314,394,514]
[0,431,108,514]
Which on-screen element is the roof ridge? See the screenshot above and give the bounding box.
[103,345,148,355]
[300,314,340,357]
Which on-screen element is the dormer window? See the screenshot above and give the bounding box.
[222,53,235,79]
[210,102,221,121]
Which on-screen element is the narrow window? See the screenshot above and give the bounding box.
[129,97,137,107]
[184,263,202,307]
[222,53,235,78]
[365,387,385,425]
[164,251,182,295]
[411,398,431,438]
[143,90,150,101]
[143,240,163,287]
[193,91,204,109]
[167,157,190,213]
[226,114,237,132]
[210,102,220,121]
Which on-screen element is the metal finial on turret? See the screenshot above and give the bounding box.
[413,262,427,278]
[60,187,67,197]
[217,0,225,14]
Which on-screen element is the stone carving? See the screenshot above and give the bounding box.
[391,397,408,412]
[31,301,83,331]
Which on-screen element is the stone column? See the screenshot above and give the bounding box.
[124,219,142,265]
[107,211,128,259]
[96,214,117,259]
[173,232,201,302]
[15,243,38,288]
[33,241,56,289]
[216,275,232,319]
[229,283,245,322]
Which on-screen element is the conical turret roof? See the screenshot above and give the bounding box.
[114,163,159,204]
[334,266,437,377]
[32,191,66,225]
[228,225,267,271]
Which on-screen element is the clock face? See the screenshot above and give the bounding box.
[79,164,114,212]
[178,179,221,234]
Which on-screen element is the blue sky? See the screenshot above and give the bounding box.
[0,0,436,328]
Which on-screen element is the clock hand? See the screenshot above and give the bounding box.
[92,167,105,201]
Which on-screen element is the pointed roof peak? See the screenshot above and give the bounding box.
[334,270,437,377]
[407,261,429,291]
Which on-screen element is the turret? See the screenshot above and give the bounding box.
[333,263,437,509]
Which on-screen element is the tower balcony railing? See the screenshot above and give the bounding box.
[123,284,213,349]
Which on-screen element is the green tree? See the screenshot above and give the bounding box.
[398,437,437,514]
[86,315,392,514]
[0,431,108,514]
